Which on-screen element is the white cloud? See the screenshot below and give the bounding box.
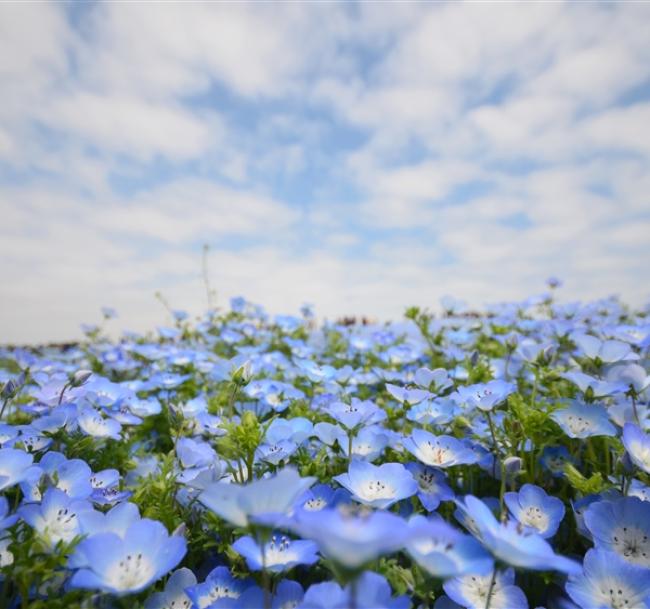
[1,2,649,343]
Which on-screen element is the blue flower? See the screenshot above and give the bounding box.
[571,334,633,364]
[0,447,39,491]
[199,468,316,528]
[75,501,141,541]
[19,488,93,548]
[455,496,580,574]
[290,507,410,569]
[406,514,493,578]
[298,572,409,609]
[145,567,197,609]
[333,460,417,509]
[294,484,350,513]
[36,451,94,499]
[551,402,617,439]
[232,533,319,572]
[385,383,431,406]
[405,462,455,511]
[566,549,650,609]
[403,430,479,468]
[539,446,576,477]
[454,380,516,412]
[407,398,457,426]
[562,371,627,398]
[444,567,529,609]
[272,579,304,609]
[77,408,122,440]
[68,518,186,595]
[622,423,650,474]
[185,566,258,609]
[256,440,298,465]
[584,497,650,568]
[343,426,390,462]
[413,367,454,394]
[0,496,18,530]
[504,484,565,538]
[325,399,386,430]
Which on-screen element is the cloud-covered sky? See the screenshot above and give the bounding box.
[1,2,649,343]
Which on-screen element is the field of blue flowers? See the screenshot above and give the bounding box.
[1,286,650,609]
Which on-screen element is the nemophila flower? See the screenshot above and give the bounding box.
[145,567,197,609]
[606,363,650,394]
[298,571,409,609]
[15,424,53,453]
[68,519,186,595]
[325,399,386,429]
[504,484,565,538]
[185,566,257,609]
[565,549,650,609]
[584,497,650,568]
[19,488,93,548]
[272,579,304,609]
[294,484,350,513]
[333,460,417,509]
[75,377,133,407]
[628,479,650,503]
[176,437,217,469]
[89,469,131,505]
[405,463,455,511]
[385,383,431,405]
[455,496,580,574]
[341,426,390,462]
[77,408,122,440]
[257,441,298,465]
[551,402,617,439]
[0,423,18,446]
[75,501,141,542]
[199,468,316,528]
[444,568,529,609]
[36,451,93,499]
[232,533,319,572]
[407,398,456,426]
[403,429,479,468]
[622,423,650,474]
[406,514,493,578]
[290,507,410,569]
[609,399,650,429]
[540,446,576,477]
[0,496,18,530]
[571,333,633,364]
[0,447,39,491]
[265,417,314,445]
[413,367,454,394]
[563,371,627,398]
[455,380,516,412]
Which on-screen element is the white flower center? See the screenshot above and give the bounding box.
[304,498,326,511]
[422,440,453,466]
[520,506,550,533]
[106,552,155,591]
[611,526,650,567]
[358,479,395,502]
[264,536,297,567]
[596,578,642,609]
[461,574,507,609]
[45,507,79,543]
[565,414,593,435]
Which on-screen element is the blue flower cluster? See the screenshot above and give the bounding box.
[1,288,650,608]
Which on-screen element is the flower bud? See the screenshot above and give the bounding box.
[70,370,93,388]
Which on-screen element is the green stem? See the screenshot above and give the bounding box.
[484,567,497,609]
[0,398,9,420]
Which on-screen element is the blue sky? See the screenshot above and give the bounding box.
[1,2,649,343]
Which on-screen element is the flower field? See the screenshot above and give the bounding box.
[1,290,650,609]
